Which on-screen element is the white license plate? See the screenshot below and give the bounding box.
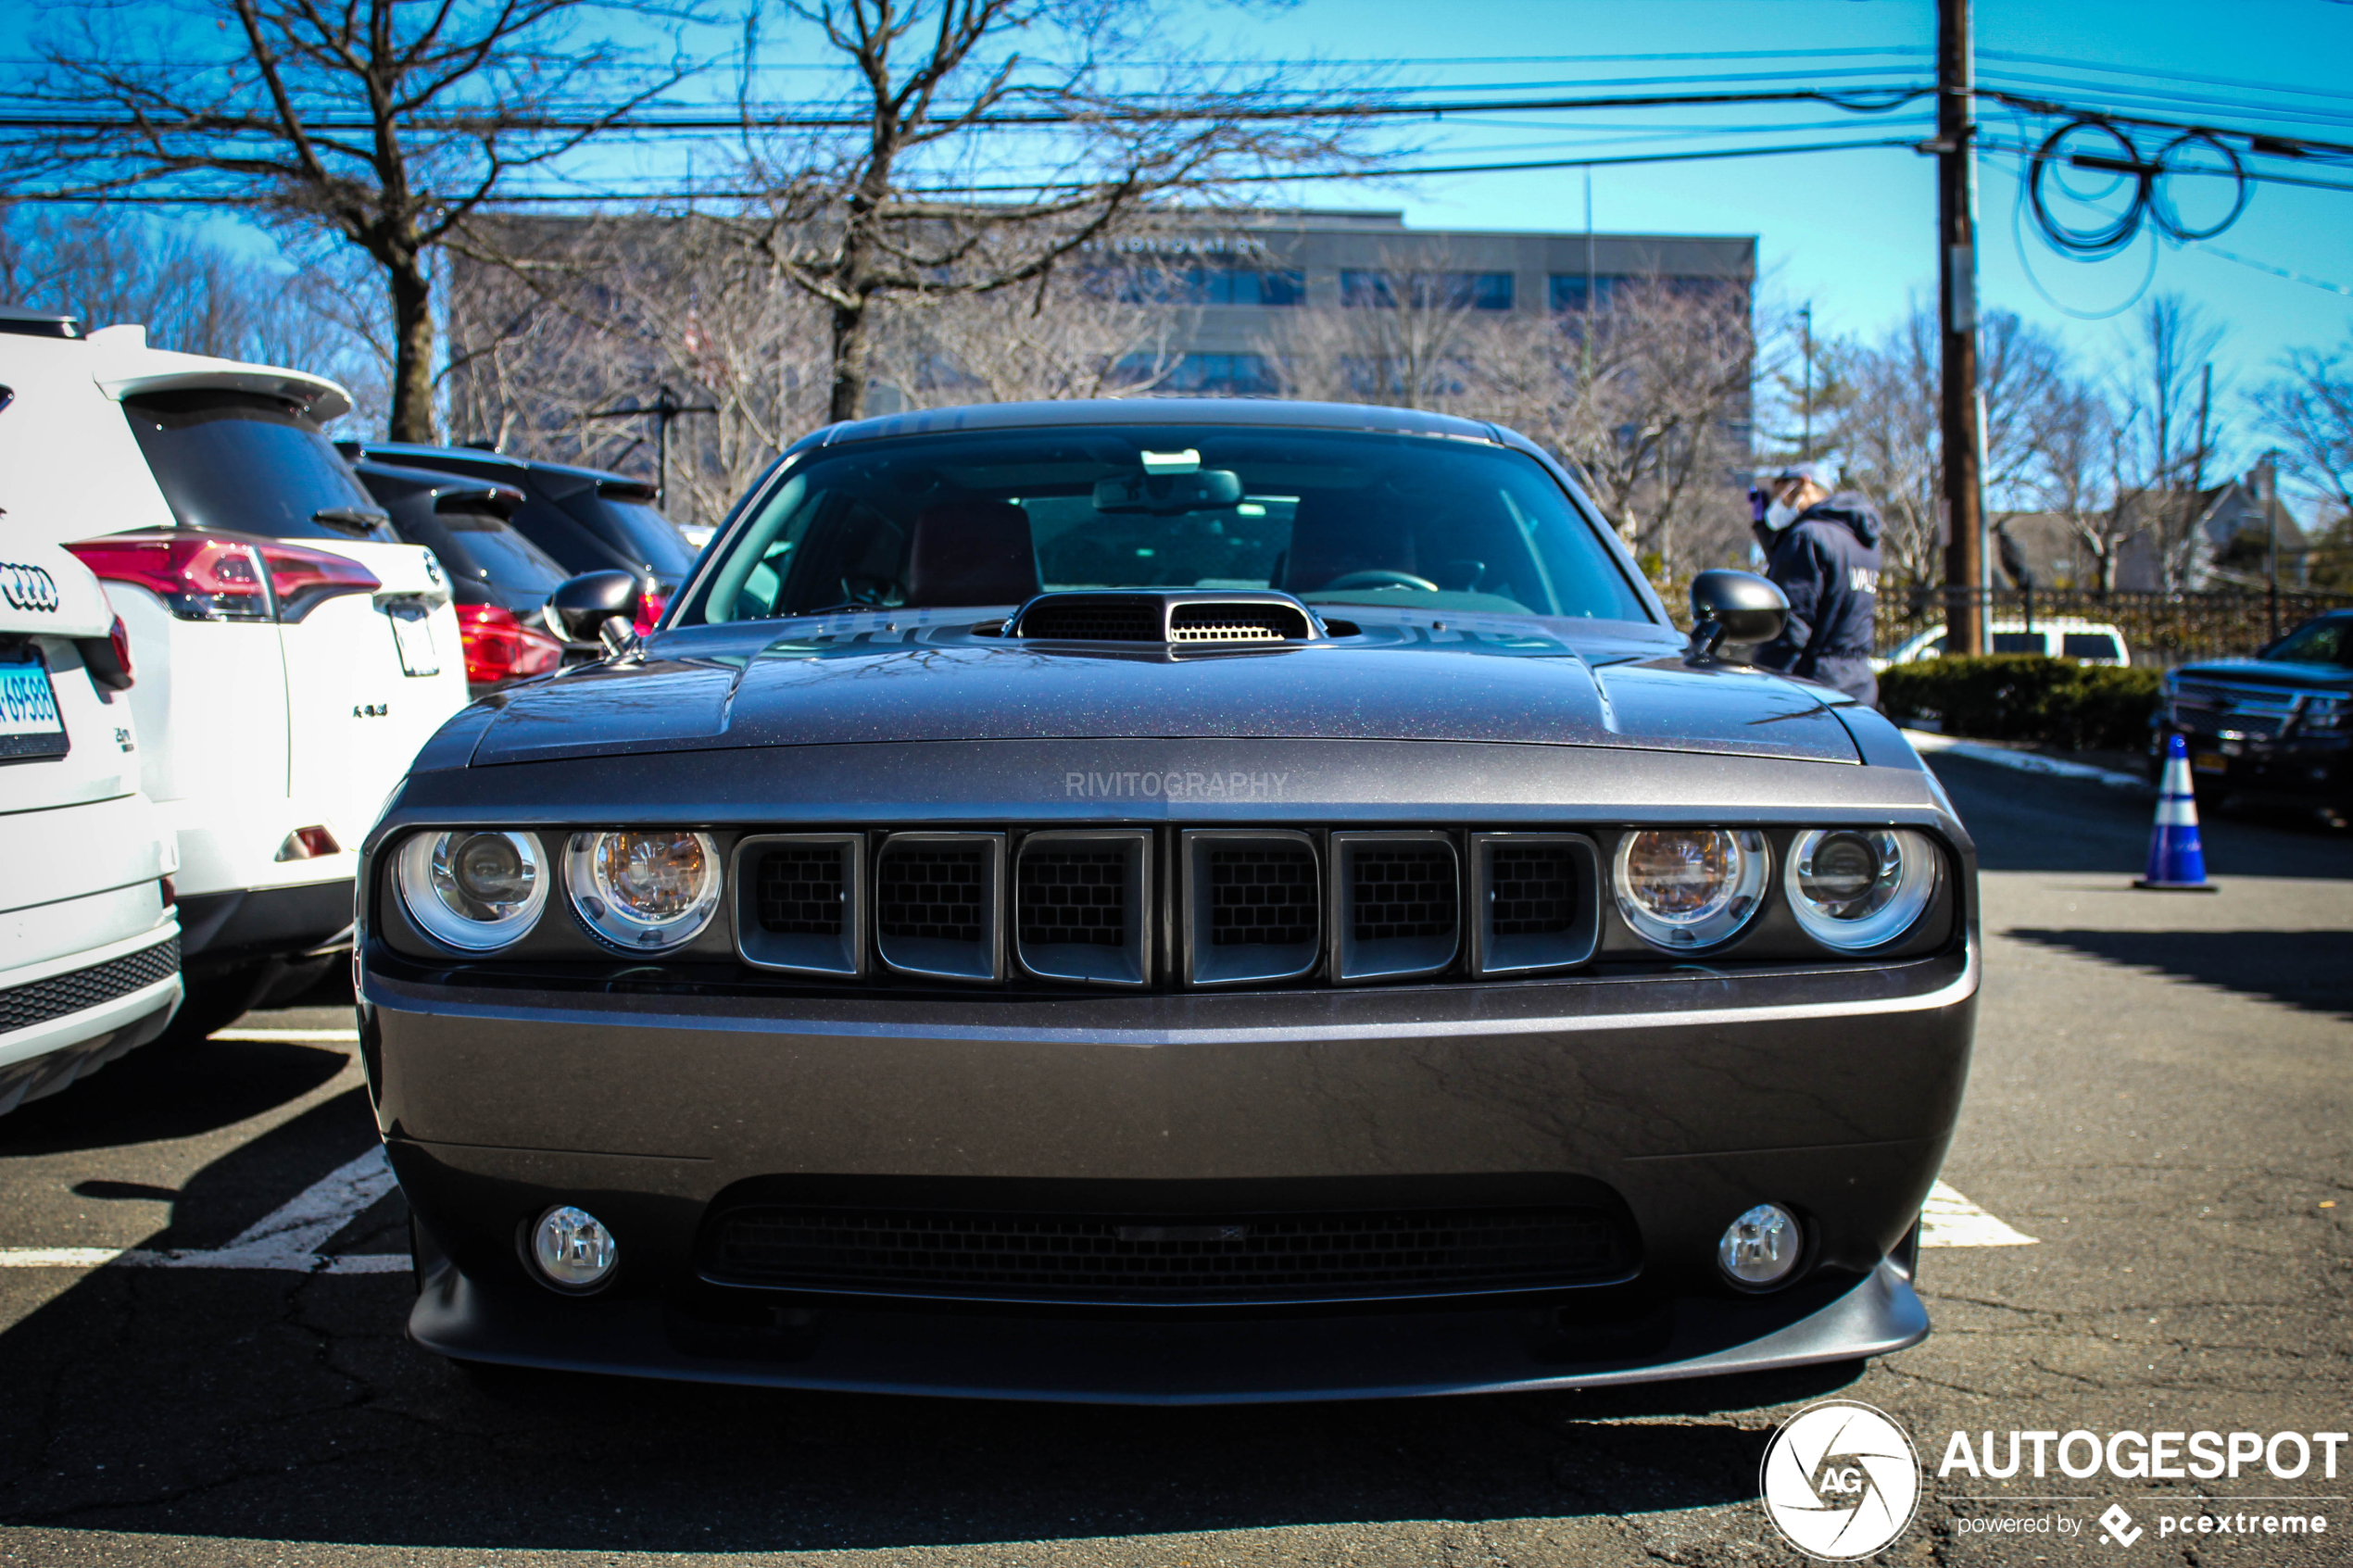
[389,609,440,677]
[0,651,69,760]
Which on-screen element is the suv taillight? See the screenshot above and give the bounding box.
[457,603,565,687]
[68,532,380,622]
[69,533,271,621]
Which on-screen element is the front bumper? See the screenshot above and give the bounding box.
[2157,724,2352,805]
[364,941,1973,1400]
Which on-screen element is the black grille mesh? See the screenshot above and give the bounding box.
[1018,848,1126,947]
[1169,605,1309,643]
[708,1204,1624,1303]
[0,937,179,1035]
[1208,847,1316,947]
[1490,847,1579,936]
[877,847,987,944]
[1351,847,1456,942]
[755,847,845,935]
[1019,604,1162,641]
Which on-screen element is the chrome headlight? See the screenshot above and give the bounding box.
[566,829,722,951]
[1784,828,1940,950]
[1612,828,1768,949]
[396,830,548,951]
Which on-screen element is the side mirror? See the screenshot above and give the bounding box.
[549,570,644,653]
[1688,570,1789,663]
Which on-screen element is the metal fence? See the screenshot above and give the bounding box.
[1874,584,2353,669]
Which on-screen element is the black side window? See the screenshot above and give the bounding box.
[125,392,392,542]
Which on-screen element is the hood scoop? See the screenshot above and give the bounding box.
[1011,590,1320,646]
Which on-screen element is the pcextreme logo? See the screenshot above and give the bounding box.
[1759,1400,1923,1561]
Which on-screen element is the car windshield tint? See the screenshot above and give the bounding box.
[688,427,1650,624]
[125,392,394,542]
[2266,618,2350,667]
[440,507,568,593]
[564,491,697,578]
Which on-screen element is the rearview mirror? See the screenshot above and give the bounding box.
[1687,570,1788,662]
[1092,470,1244,514]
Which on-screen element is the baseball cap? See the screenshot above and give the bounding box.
[1762,460,1836,488]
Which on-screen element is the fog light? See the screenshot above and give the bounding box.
[530,1205,617,1292]
[1718,1202,1801,1288]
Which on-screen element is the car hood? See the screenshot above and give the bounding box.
[462,616,1861,768]
[2172,657,2353,692]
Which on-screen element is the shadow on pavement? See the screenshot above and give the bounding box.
[1929,753,2353,879]
[0,1038,348,1159]
[2007,928,2353,1020]
[0,1068,1860,1550]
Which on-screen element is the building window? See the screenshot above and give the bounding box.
[1548,274,1626,313]
[1340,270,1514,311]
[1112,352,1281,395]
[1081,267,1305,307]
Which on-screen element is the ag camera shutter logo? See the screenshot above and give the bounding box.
[1760,1399,1922,1560]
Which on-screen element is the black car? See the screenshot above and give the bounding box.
[342,442,698,627]
[359,399,1978,1403]
[350,460,572,698]
[2157,608,2353,812]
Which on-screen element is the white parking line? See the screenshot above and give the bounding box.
[1920,1180,2041,1248]
[0,1146,406,1273]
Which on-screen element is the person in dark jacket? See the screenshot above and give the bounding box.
[1747,461,1883,706]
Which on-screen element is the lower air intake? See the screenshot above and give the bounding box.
[705,1203,1628,1304]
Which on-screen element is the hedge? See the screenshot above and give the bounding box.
[1877,654,2162,752]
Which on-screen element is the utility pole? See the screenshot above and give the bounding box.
[2264,449,2282,641]
[1937,0,1985,656]
[585,384,718,512]
[1800,303,1815,459]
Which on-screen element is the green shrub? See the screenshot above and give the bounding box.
[1878,655,2161,752]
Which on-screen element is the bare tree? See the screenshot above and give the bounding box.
[734,0,1377,422]
[2034,378,2131,592]
[12,0,702,440]
[1269,256,1484,409]
[2255,336,2353,529]
[2110,292,2229,592]
[872,264,1178,407]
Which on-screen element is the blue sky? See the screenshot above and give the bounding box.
[1188,0,2353,473]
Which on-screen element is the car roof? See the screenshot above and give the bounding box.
[812,397,1504,448]
[353,458,523,516]
[354,441,653,495]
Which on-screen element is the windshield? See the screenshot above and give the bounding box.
[561,490,698,579]
[124,392,395,543]
[439,507,569,594]
[2265,616,2351,668]
[686,426,1650,625]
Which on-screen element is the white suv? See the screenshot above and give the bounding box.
[0,312,467,1038]
[0,502,182,1113]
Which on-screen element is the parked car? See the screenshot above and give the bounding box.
[366,398,1976,1402]
[2155,607,2352,811]
[0,508,182,1115]
[351,460,571,699]
[1877,617,2131,670]
[0,311,469,1040]
[340,443,697,633]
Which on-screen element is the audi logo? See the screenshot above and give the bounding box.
[1,562,60,613]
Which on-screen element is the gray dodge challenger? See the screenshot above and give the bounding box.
[359,398,1977,1403]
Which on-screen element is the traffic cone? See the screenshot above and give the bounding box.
[2133,734,2215,891]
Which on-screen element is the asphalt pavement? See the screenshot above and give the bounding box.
[1,759,2347,1567]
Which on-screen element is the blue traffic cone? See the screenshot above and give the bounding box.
[2134,734,2215,891]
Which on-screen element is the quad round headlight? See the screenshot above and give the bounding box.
[1785,828,1940,950]
[1612,827,1768,949]
[566,828,722,951]
[396,830,548,951]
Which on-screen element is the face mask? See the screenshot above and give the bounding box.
[1764,499,1800,533]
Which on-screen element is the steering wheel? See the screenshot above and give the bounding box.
[1318,569,1441,593]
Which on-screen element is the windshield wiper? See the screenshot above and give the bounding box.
[313,506,391,536]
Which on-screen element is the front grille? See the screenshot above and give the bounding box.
[1019,603,1162,641]
[1208,847,1317,946]
[0,937,179,1035]
[1018,848,1126,947]
[1489,845,1578,935]
[756,847,844,935]
[877,848,987,944]
[1170,604,1311,643]
[706,1203,1627,1304]
[1351,846,1456,941]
